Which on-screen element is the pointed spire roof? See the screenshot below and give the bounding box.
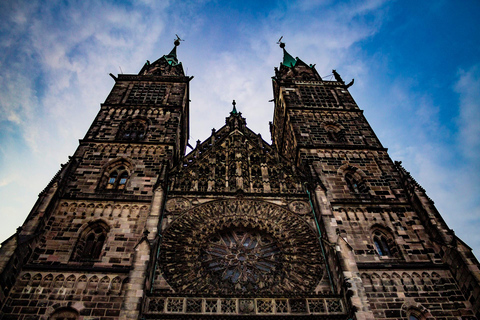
[164,38,181,66]
[273,38,322,81]
[279,41,297,68]
[138,36,185,76]
[230,100,238,115]
[226,100,246,129]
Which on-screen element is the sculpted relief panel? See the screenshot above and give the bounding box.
[165,197,192,213]
[158,199,324,295]
[288,200,311,215]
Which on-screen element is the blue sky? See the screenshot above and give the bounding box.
[1,0,479,255]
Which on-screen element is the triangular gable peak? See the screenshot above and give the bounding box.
[169,111,305,194]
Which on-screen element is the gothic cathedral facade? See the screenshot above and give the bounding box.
[1,40,480,320]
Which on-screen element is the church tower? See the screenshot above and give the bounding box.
[1,39,480,320]
[0,39,191,319]
[271,41,480,319]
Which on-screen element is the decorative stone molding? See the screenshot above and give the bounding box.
[145,297,344,316]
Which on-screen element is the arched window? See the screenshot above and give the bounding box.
[345,171,368,194]
[374,235,391,257]
[407,308,426,320]
[372,229,396,258]
[49,307,79,320]
[325,124,346,142]
[73,222,109,261]
[118,119,147,141]
[98,160,132,191]
[106,166,129,190]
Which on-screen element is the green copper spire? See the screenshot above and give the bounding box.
[168,45,177,58]
[279,40,297,68]
[164,35,182,66]
[230,100,238,115]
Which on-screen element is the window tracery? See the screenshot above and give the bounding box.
[201,228,281,289]
[324,123,346,142]
[159,200,325,294]
[344,171,368,194]
[118,119,147,141]
[72,221,109,261]
[374,235,391,257]
[372,229,397,258]
[106,166,129,190]
[99,160,132,191]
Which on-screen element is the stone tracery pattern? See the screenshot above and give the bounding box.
[201,228,281,290]
[169,113,304,194]
[159,199,325,294]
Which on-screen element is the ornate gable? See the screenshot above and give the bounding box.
[169,109,305,194]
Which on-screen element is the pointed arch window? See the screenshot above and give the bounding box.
[374,235,391,257]
[372,229,397,258]
[105,165,129,190]
[73,222,109,261]
[345,172,368,194]
[325,124,346,143]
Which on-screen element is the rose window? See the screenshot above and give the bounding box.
[201,228,281,289]
[159,199,325,294]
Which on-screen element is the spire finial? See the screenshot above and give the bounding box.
[277,36,297,67]
[165,35,184,66]
[277,36,285,48]
[174,34,183,47]
[231,100,238,115]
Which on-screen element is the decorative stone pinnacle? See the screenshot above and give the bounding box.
[231,100,238,115]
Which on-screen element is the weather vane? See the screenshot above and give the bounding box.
[277,36,285,48]
[174,34,184,46]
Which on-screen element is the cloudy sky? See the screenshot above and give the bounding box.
[1,0,479,255]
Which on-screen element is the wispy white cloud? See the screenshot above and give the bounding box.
[182,0,392,148]
[455,64,480,160]
[0,0,172,242]
[358,62,480,254]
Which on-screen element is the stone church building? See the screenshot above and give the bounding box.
[1,39,479,319]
